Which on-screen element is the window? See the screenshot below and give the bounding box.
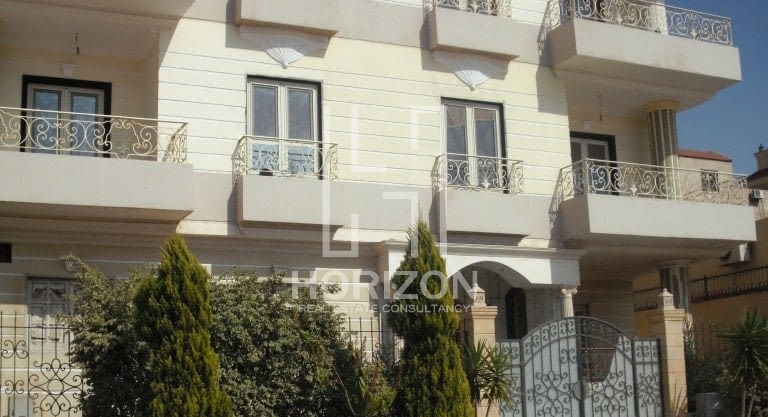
[701,170,720,192]
[443,99,504,189]
[569,134,615,194]
[0,243,10,263]
[28,278,73,340]
[248,78,320,176]
[22,76,110,156]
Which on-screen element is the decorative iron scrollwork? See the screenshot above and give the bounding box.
[0,106,187,162]
[499,316,662,417]
[553,0,732,45]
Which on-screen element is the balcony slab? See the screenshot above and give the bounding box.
[235,0,341,35]
[0,151,194,223]
[237,175,430,231]
[427,6,524,60]
[560,193,756,254]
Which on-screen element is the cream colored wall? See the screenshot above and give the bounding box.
[576,279,635,334]
[568,110,650,163]
[678,156,733,174]
[157,18,572,195]
[0,236,384,321]
[0,47,154,119]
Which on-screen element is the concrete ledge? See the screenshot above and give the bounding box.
[427,7,522,60]
[237,175,430,230]
[235,0,341,35]
[436,189,533,236]
[560,193,756,249]
[0,151,194,222]
[548,18,741,92]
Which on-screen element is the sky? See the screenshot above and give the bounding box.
[674,0,768,175]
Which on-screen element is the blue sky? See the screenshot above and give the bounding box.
[674,0,768,174]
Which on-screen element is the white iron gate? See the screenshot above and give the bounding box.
[498,317,662,417]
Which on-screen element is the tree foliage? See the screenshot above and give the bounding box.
[65,255,150,417]
[718,310,768,417]
[134,234,232,417]
[389,221,473,417]
[209,270,356,417]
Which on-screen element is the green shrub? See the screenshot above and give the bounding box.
[65,256,150,417]
[134,234,232,417]
[209,270,354,417]
[389,221,474,417]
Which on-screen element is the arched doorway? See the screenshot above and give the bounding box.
[504,287,527,339]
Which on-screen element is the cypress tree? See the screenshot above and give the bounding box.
[134,234,232,417]
[389,221,473,417]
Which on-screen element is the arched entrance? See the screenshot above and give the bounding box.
[451,261,551,340]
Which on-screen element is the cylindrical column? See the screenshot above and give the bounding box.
[560,287,578,318]
[644,100,680,198]
[659,262,690,313]
[644,100,680,168]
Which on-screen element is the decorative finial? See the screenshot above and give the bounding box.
[467,283,486,307]
[658,288,675,310]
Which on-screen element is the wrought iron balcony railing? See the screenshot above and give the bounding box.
[634,266,768,311]
[553,0,733,45]
[633,286,662,312]
[0,106,187,162]
[690,265,768,302]
[558,159,748,205]
[233,136,338,180]
[432,153,524,194]
[432,0,512,18]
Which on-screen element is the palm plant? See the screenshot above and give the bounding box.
[462,340,513,417]
[718,310,768,417]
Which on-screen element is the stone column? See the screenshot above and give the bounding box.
[462,284,500,417]
[560,287,578,317]
[644,100,680,198]
[464,284,499,345]
[646,289,688,417]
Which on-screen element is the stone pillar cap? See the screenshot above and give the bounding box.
[467,283,486,307]
[658,288,675,311]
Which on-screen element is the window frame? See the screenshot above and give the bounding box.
[569,132,618,195]
[246,77,323,176]
[441,98,507,190]
[26,277,74,348]
[21,76,112,156]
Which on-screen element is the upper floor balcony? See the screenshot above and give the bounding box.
[557,158,756,261]
[0,107,194,223]
[235,0,341,36]
[29,0,195,19]
[233,136,420,231]
[547,0,741,113]
[431,153,537,238]
[427,0,530,59]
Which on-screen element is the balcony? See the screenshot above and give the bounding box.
[23,0,195,19]
[557,159,756,260]
[235,0,341,36]
[546,0,741,113]
[432,154,535,237]
[0,107,193,223]
[426,0,528,59]
[235,136,420,231]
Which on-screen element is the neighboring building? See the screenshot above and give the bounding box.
[0,0,754,415]
[634,148,767,350]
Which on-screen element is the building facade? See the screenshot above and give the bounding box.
[0,2,756,412]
